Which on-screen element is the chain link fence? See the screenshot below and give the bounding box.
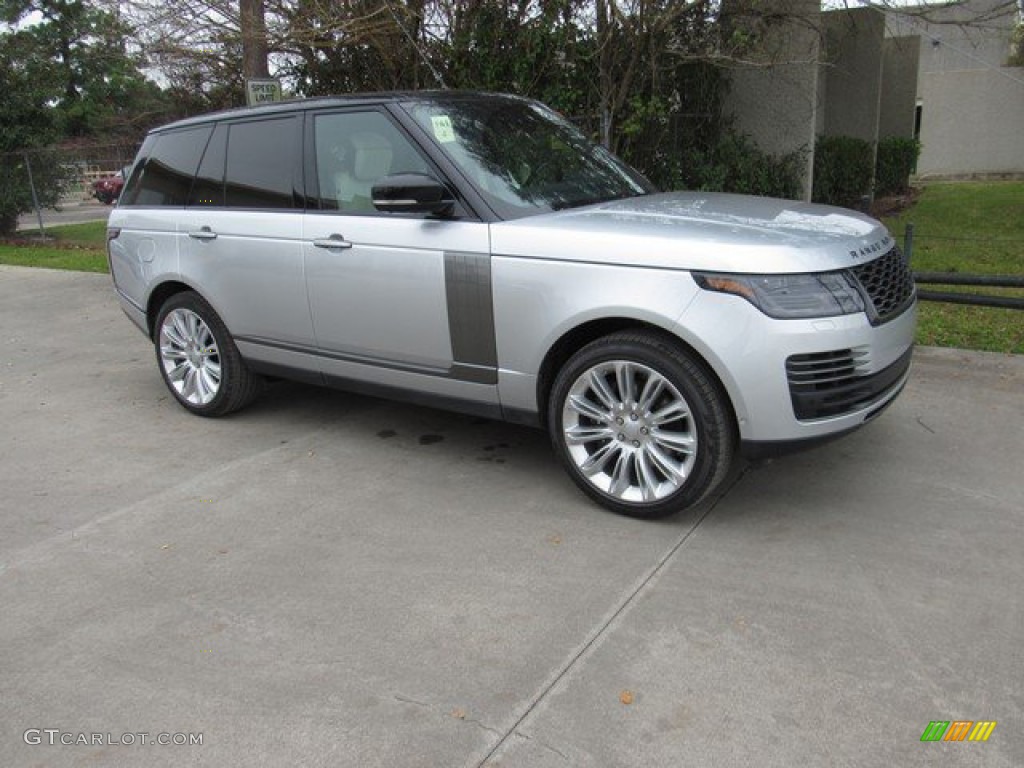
[1,142,140,233]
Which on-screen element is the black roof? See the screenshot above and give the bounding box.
[150,90,530,134]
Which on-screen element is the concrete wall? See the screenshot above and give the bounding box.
[720,0,1021,188]
[885,0,1023,176]
[887,0,1019,73]
[917,69,1024,176]
[879,36,921,139]
[821,8,886,142]
[722,0,821,200]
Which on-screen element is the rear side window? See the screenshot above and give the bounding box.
[188,124,227,207]
[224,117,301,209]
[121,126,213,207]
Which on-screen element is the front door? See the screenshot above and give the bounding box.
[303,109,495,395]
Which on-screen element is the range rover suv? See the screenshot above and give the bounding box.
[107,91,916,518]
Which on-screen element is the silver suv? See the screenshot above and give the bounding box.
[108,92,916,518]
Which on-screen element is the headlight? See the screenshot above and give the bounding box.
[693,271,865,319]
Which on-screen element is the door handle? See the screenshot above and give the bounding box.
[313,234,353,250]
[188,226,218,241]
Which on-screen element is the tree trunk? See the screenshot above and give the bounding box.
[596,0,612,148]
[240,0,270,79]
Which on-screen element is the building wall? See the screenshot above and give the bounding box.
[885,0,1023,176]
[887,0,1018,73]
[722,0,821,200]
[879,37,921,139]
[822,9,886,142]
[722,0,1022,188]
[917,69,1024,176]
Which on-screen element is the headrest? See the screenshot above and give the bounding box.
[350,132,393,182]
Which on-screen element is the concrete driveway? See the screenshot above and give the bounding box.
[1,265,1021,767]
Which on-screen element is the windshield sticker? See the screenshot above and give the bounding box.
[431,115,456,143]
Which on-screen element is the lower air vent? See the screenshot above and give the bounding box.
[786,347,911,420]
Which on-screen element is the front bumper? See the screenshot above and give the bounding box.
[676,292,917,443]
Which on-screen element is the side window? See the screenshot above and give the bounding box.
[120,134,156,205]
[188,124,227,207]
[224,117,300,209]
[122,126,213,207]
[313,111,432,213]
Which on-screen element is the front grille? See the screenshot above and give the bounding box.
[786,347,912,420]
[850,246,916,324]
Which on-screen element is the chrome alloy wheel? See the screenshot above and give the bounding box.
[158,308,222,406]
[562,361,697,503]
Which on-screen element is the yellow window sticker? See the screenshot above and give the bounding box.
[431,115,456,143]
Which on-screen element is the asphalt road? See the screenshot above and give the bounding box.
[16,200,111,232]
[1,265,1021,767]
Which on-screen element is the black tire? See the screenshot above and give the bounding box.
[547,331,735,519]
[153,291,263,417]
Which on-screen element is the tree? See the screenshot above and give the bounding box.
[1,0,165,139]
[1009,22,1023,66]
[0,28,66,233]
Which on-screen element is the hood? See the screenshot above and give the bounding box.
[489,191,896,274]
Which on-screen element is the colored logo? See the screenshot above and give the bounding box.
[920,721,996,742]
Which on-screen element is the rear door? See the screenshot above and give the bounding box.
[177,116,315,358]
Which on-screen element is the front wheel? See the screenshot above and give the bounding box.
[154,291,263,416]
[548,331,735,519]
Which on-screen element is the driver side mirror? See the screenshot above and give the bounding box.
[372,173,455,217]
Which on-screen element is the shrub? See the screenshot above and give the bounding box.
[0,151,73,235]
[663,132,805,200]
[874,136,921,196]
[1009,23,1023,66]
[812,135,874,208]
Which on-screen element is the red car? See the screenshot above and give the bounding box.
[92,167,129,204]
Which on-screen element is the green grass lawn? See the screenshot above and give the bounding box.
[0,220,109,273]
[0,244,108,273]
[9,219,108,247]
[883,181,1024,355]
[41,220,108,247]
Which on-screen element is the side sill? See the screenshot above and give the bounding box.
[246,359,325,388]
[322,373,504,421]
[248,358,506,420]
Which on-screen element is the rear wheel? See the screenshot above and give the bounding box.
[548,331,735,518]
[154,292,263,416]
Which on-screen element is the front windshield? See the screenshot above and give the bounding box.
[402,97,653,219]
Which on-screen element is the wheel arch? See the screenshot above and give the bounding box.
[146,280,199,340]
[535,318,738,434]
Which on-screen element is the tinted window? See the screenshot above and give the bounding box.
[225,117,300,209]
[123,126,213,207]
[120,135,156,203]
[188,124,227,207]
[313,111,432,213]
[403,98,651,219]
